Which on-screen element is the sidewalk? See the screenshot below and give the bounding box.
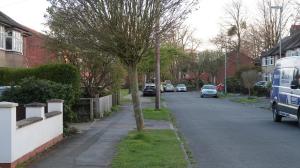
[28,104,135,168]
[28,95,172,168]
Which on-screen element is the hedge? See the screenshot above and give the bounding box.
[0,64,80,95]
[1,77,77,122]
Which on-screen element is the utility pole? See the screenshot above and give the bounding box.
[224,48,227,94]
[155,1,161,110]
[271,6,283,59]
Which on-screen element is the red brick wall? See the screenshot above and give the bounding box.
[216,51,254,84]
[24,30,56,67]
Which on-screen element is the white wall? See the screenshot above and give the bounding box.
[0,100,63,163]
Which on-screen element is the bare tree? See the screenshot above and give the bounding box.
[256,0,295,50]
[242,25,265,59]
[225,0,247,70]
[47,0,196,131]
[241,70,259,97]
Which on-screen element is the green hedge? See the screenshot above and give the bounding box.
[1,77,77,122]
[0,64,80,95]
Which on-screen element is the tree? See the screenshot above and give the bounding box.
[225,0,247,70]
[198,50,224,84]
[47,0,196,131]
[45,22,123,98]
[241,70,259,97]
[256,0,295,50]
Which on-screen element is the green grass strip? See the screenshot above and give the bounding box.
[112,130,187,168]
[143,108,170,121]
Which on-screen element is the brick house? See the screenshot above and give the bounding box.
[0,11,55,68]
[261,25,300,81]
[0,11,30,67]
[215,50,255,84]
[24,28,55,67]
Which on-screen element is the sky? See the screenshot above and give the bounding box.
[0,0,298,50]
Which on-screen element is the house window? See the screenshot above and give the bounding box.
[270,56,274,65]
[0,26,4,49]
[262,56,274,66]
[261,57,265,66]
[5,30,12,50]
[5,30,22,53]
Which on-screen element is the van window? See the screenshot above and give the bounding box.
[280,68,295,87]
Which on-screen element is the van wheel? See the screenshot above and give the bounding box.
[297,111,300,128]
[272,104,282,122]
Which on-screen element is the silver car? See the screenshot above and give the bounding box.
[176,84,187,92]
[200,85,218,98]
[164,84,175,92]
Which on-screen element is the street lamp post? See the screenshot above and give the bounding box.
[271,5,283,59]
[224,47,227,94]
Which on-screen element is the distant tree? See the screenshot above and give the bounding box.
[256,0,295,50]
[198,50,224,84]
[225,0,247,70]
[241,70,259,97]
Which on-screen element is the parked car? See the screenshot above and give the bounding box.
[143,83,156,96]
[164,84,175,92]
[270,56,300,125]
[255,81,268,88]
[200,85,218,98]
[176,84,187,92]
[0,86,11,97]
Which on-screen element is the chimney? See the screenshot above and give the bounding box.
[290,25,300,35]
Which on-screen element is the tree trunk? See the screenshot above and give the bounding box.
[248,87,251,98]
[155,11,161,110]
[128,64,144,131]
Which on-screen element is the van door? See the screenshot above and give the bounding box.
[278,68,298,115]
[289,68,300,115]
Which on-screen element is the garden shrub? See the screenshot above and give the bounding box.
[0,64,80,97]
[226,77,241,93]
[1,77,77,122]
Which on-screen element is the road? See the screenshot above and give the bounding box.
[164,91,300,168]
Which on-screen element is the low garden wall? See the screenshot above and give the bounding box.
[76,92,120,121]
[0,99,64,168]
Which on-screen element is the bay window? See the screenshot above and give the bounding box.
[5,30,23,53]
[0,26,4,49]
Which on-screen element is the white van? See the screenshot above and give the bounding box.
[271,56,300,125]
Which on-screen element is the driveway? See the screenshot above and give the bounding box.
[164,91,300,168]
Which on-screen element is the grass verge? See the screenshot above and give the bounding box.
[232,97,258,103]
[143,108,170,121]
[112,129,187,168]
[120,89,131,104]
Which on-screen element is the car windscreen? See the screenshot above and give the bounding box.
[202,85,216,89]
[145,86,155,89]
[177,84,185,87]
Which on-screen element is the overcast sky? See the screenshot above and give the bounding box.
[0,0,298,50]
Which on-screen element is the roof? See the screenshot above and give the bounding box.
[0,11,30,33]
[262,31,300,57]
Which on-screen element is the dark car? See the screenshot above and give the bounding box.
[143,83,156,96]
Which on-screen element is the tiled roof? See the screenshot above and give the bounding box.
[0,11,29,33]
[262,31,300,57]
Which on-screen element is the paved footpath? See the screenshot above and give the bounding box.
[29,104,136,168]
[28,97,171,168]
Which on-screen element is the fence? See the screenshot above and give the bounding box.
[75,92,120,121]
[0,99,64,168]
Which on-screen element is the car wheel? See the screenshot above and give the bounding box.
[201,95,204,98]
[272,104,282,122]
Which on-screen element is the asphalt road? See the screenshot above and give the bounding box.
[164,91,300,168]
